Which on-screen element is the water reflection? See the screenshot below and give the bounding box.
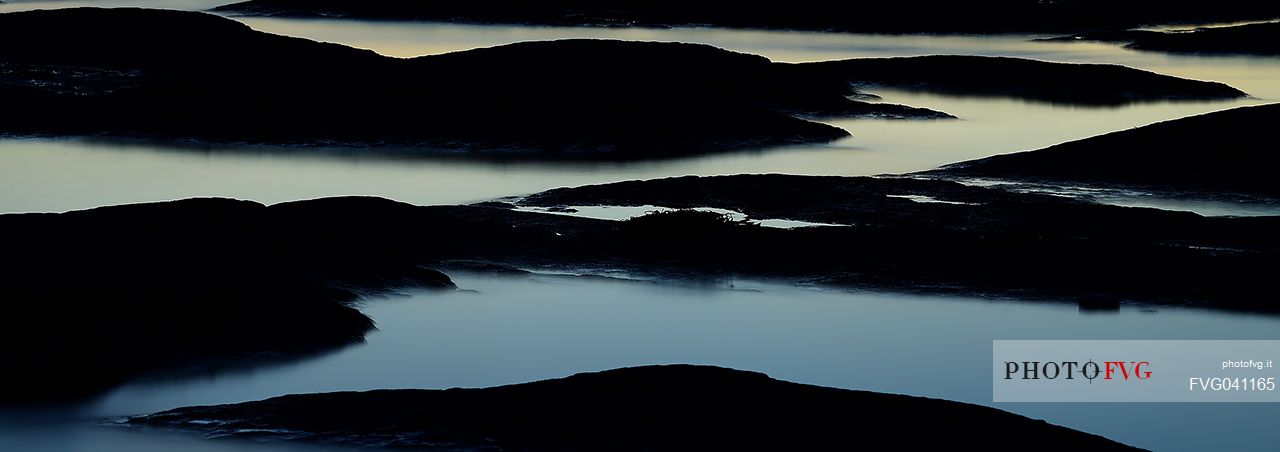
[0,137,791,213]
[1,95,1268,215]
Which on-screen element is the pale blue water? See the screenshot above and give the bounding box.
[3,273,1277,452]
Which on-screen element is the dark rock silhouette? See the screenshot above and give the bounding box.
[0,8,1252,159]
[213,0,1280,35]
[128,365,1144,451]
[520,174,1280,310]
[1043,21,1280,56]
[0,8,929,158]
[0,197,457,405]
[927,103,1280,199]
[800,55,1247,105]
[6,174,1280,402]
[4,179,1278,405]
[617,209,744,239]
[1078,295,1122,312]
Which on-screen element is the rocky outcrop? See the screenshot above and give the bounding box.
[0,197,456,405]
[926,103,1280,198]
[518,174,1280,308]
[129,364,1144,451]
[1,9,1254,158]
[0,8,940,159]
[5,173,1279,402]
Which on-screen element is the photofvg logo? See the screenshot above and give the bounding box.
[993,341,1280,402]
[1003,360,1152,382]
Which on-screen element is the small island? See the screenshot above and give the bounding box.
[800,55,1246,105]
[926,103,1280,199]
[128,365,1144,451]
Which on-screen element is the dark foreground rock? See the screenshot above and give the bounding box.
[0,8,938,159]
[7,173,1278,403]
[0,198,457,405]
[213,0,1280,35]
[799,55,1246,105]
[927,103,1280,199]
[1044,21,1280,56]
[128,365,1144,451]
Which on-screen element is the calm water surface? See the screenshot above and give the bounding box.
[2,273,1278,452]
[3,4,1279,452]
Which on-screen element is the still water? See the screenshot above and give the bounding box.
[2,273,1278,452]
[2,4,1280,452]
